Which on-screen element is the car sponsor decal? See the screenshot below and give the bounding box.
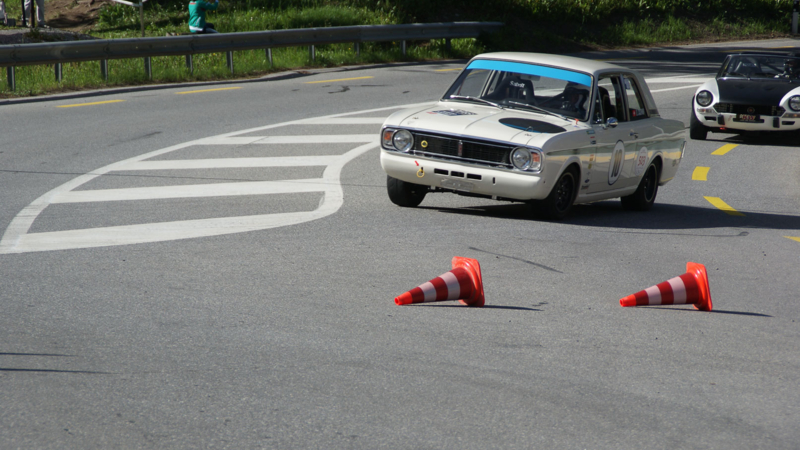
[608,140,625,185]
[427,109,477,116]
[634,147,648,176]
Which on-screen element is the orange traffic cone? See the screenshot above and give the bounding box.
[394,256,485,307]
[619,262,712,311]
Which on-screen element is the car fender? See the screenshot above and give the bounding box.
[780,86,800,109]
[692,80,720,121]
[543,153,583,188]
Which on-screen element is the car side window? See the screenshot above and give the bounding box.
[623,76,648,121]
[595,76,626,123]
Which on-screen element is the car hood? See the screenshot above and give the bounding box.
[388,103,576,146]
[717,78,800,105]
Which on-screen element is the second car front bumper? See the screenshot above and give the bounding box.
[696,109,800,132]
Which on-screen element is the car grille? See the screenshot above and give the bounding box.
[410,132,512,168]
[713,103,786,116]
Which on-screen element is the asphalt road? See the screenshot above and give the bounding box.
[1,38,799,449]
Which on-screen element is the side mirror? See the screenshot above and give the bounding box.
[605,117,619,128]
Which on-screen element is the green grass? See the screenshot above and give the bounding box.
[1,0,795,97]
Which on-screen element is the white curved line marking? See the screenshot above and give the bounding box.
[0,102,434,254]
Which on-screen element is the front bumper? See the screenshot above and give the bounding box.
[380,150,551,201]
[696,109,800,132]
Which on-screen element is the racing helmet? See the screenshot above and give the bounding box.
[785,58,799,75]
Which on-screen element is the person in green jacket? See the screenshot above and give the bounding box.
[189,0,219,34]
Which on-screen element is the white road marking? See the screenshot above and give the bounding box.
[198,134,376,145]
[0,102,433,254]
[311,118,387,125]
[645,75,714,83]
[51,179,332,204]
[123,156,340,170]
[650,85,703,93]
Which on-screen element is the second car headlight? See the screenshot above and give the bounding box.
[392,129,414,152]
[511,147,542,172]
[696,90,713,107]
[789,95,800,112]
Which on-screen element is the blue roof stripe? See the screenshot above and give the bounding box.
[467,59,592,87]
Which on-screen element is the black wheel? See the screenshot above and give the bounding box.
[387,175,427,207]
[621,163,659,211]
[689,100,709,140]
[531,167,577,220]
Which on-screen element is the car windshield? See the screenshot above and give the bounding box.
[720,55,800,80]
[442,59,594,121]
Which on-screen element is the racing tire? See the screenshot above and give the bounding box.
[689,102,709,141]
[387,175,427,207]
[531,167,578,220]
[621,163,659,211]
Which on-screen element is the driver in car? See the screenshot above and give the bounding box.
[561,85,589,115]
[776,58,800,79]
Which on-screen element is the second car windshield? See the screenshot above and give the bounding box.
[721,55,800,80]
[442,59,593,121]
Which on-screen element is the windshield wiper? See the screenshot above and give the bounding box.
[505,100,573,121]
[447,95,504,109]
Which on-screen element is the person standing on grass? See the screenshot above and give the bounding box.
[189,0,219,34]
[23,0,46,27]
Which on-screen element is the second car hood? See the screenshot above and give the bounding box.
[717,78,800,105]
[392,103,572,145]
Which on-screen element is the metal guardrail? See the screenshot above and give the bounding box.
[0,22,503,90]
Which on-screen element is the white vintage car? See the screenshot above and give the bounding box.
[690,51,800,140]
[380,52,686,219]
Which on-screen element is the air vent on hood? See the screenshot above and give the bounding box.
[499,118,566,134]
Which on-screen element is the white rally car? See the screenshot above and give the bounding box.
[690,51,800,140]
[380,52,686,219]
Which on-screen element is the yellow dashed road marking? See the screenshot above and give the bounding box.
[57,100,125,108]
[434,68,462,72]
[712,144,738,155]
[785,236,800,243]
[176,87,241,94]
[304,76,373,84]
[692,166,710,181]
[704,196,745,216]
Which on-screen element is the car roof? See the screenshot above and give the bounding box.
[468,52,629,76]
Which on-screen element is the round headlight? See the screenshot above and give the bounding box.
[511,147,533,170]
[696,90,713,107]
[392,130,413,152]
[789,95,800,112]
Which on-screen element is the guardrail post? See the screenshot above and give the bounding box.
[355,42,360,58]
[101,60,109,81]
[6,66,15,91]
[310,45,315,63]
[401,40,406,56]
[186,54,193,75]
[446,38,452,51]
[55,63,62,83]
[226,51,233,73]
[793,0,799,34]
[266,48,273,66]
[144,57,152,80]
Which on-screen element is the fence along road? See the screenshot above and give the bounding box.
[0,103,432,254]
[0,22,503,89]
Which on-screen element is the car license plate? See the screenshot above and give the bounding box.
[440,179,474,192]
[738,114,758,122]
